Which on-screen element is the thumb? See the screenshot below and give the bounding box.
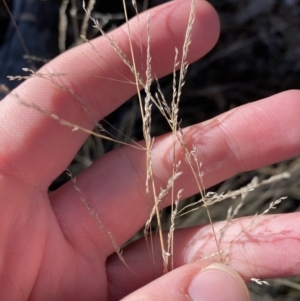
[121,263,250,301]
[188,263,250,301]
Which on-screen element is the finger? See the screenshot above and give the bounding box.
[51,90,300,255]
[107,212,300,299]
[119,263,249,301]
[0,0,219,188]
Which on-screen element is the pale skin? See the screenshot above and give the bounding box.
[0,0,300,300]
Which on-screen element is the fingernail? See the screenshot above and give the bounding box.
[188,263,250,301]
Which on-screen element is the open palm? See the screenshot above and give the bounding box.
[0,1,299,300]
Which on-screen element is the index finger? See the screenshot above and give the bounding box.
[0,0,220,188]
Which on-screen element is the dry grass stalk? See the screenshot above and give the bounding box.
[65,170,135,275]
[58,0,69,52]
[223,196,286,264]
[13,92,144,150]
[81,0,96,38]
[197,193,286,265]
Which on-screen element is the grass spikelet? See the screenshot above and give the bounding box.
[223,196,286,264]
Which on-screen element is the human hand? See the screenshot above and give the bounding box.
[0,0,300,300]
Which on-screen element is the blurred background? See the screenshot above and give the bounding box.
[0,0,300,299]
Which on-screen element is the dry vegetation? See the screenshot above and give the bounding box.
[1,0,300,300]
